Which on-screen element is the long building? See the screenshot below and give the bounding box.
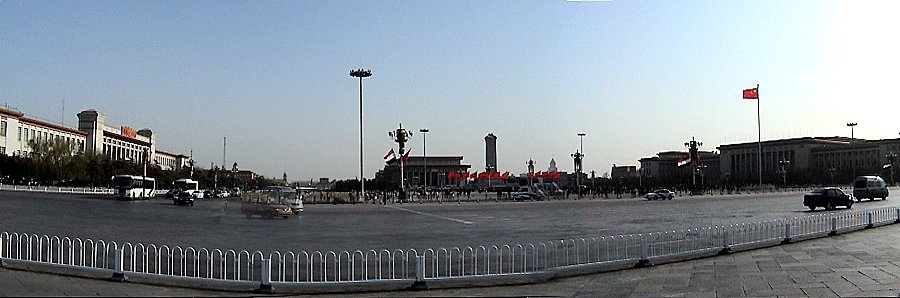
[718,136,900,185]
[1,107,188,171]
[375,156,471,188]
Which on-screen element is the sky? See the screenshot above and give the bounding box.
[1,0,898,181]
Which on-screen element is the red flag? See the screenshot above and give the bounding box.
[469,172,478,179]
[742,88,758,99]
[383,149,397,164]
[677,156,692,168]
[501,172,509,179]
[402,149,411,162]
[448,172,457,179]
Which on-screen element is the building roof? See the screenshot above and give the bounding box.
[20,117,87,136]
[717,137,851,150]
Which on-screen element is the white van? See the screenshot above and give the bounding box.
[853,176,889,201]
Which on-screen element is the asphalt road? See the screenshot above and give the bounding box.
[1,189,898,255]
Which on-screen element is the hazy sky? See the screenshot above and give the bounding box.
[2,1,898,180]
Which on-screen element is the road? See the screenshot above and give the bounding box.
[1,189,898,254]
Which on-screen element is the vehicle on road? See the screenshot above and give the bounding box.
[265,186,303,214]
[112,175,156,201]
[853,176,889,201]
[173,191,194,206]
[645,189,674,200]
[513,186,545,201]
[173,178,204,199]
[804,187,853,210]
[240,190,293,218]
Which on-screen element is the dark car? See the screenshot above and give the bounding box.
[804,187,853,211]
[174,191,194,206]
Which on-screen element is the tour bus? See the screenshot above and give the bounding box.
[173,178,204,199]
[112,175,156,200]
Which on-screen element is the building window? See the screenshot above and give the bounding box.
[18,127,22,141]
[0,121,6,137]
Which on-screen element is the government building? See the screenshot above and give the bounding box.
[1,107,189,171]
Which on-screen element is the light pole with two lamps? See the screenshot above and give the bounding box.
[778,159,791,187]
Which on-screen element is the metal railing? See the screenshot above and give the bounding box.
[3,205,900,293]
[0,184,113,195]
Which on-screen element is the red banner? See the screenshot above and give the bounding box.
[742,88,758,99]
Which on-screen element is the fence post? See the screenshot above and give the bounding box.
[866,212,874,229]
[636,234,650,268]
[257,258,273,293]
[110,248,126,282]
[412,254,427,290]
[718,228,731,255]
[781,222,792,244]
[829,217,838,236]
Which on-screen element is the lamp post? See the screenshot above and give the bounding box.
[697,164,708,192]
[778,159,791,187]
[420,128,429,196]
[350,69,372,202]
[847,123,857,179]
[389,123,412,202]
[577,132,586,197]
[527,159,535,188]
[887,153,897,187]
[684,137,703,190]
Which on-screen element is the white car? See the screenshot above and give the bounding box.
[645,189,674,200]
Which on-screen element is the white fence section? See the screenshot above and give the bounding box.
[2,205,900,293]
[0,184,113,195]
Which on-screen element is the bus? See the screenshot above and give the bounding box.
[112,175,156,200]
[173,178,204,199]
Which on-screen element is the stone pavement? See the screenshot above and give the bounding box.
[4,225,900,297]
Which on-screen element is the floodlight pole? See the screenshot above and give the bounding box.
[350,69,372,201]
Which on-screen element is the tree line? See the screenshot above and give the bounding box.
[0,138,277,190]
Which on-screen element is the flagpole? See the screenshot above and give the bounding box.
[757,84,762,187]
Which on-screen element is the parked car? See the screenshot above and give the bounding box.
[173,191,194,206]
[804,187,853,210]
[853,176,889,201]
[645,189,674,200]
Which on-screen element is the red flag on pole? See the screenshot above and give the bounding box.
[742,88,759,99]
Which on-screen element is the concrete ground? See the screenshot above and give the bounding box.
[4,222,900,297]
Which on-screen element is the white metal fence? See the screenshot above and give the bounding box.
[2,205,899,293]
[0,184,113,195]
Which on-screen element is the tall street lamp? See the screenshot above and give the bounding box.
[576,132,586,197]
[350,69,372,200]
[420,128,429,194]
[847,122,857,178]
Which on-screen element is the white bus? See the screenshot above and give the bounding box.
[112,175,156,200]
[173,178,204,199]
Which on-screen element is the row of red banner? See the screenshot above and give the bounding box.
[445,171,563,180]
